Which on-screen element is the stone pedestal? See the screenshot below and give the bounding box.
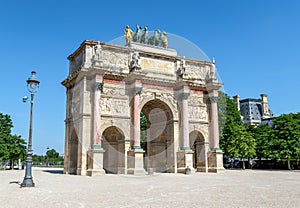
[86,147,106,176]
[177,150,195,174]
[127,149,146,175]
[208,149,225,173]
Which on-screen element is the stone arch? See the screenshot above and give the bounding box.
[140,94,179,120]
[69,129,79,174]
[189,130,206,171]
[101,120,130,141]
[102,126,126,174]
[189,124,209,143]
[141,98,175,173]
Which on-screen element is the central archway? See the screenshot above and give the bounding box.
[141,99,175,173]
[102,126,125,174]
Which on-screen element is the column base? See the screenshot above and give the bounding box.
[177,149,196,174]
[127,149,146,175]
[208,149,225,173]
[21,178,35,187]
[86,148,106,176]
[196,166,208,172]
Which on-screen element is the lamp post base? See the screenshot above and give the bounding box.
[21,178,35,187]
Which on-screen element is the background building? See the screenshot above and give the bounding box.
[234,94,274,126]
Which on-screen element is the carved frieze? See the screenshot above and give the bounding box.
[183,63,210,81]
[156,92,178,113]
[100,50,129,72]
[189,95,204,106]
[101,97,128,116]
[102,87,126,96]
[188,106,208,121]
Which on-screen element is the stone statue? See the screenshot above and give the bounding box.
[160,31,168,48]
[129,51,141,72]
[124,25,134,45]
[210,57,216,79]
[92,42,103,66]
[93,42,102,60]
[140,25,148,44]
[132,25,142,43]
[177,57,186,77]
[148,29,161,46]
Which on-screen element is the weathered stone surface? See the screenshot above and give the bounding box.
[62,40,223,176]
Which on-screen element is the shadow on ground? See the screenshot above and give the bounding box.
[9,181,21,186]
[43,169,63,174]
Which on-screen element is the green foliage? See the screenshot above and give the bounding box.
[7,135,27,162]
[269,113,300,162]
[0,113,27,167]
[140,112,147,151]
[248,124,273,159]
[0,113,13,160]
[218,92,256,162]
[32,154,46,164]
[46,148,59,159]
[45,148,63,166]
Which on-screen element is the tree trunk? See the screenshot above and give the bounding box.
[287,159,291,170]
[10,160,14,170]
[242,159,245,170]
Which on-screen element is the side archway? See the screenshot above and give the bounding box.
[102,126,125,174]
[69,129,78,174]
[189,130,206,172]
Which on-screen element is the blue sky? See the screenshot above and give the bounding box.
[1,0,299,154]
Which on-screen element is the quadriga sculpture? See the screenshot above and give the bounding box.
[140,25,148,44]
[132,25,142,42]
[148,29,161,46]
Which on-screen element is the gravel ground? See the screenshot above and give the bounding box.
[0,167,299,208]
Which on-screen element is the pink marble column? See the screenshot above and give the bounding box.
[182,92,190,150]
[210,91,220,150]
[133,87,142,149]
[93,81,103,148]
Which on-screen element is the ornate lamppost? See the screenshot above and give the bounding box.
[21,71,40,187]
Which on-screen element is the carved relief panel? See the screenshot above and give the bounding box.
[188,94,208,122]
[183,63,211,81]
[101,97,129,116]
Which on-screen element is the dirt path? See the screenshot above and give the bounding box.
[0,168,299,208]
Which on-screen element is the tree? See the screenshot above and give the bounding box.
[270,113,300,170]
[0,113,27,169]
[6,135,27,168]
[0,113,13,161]
[248,124,273,167]
[218,92,256,169]
[46,148,60,165]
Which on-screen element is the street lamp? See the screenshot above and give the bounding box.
[21,71,40,187]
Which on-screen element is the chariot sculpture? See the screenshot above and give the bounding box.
[124,25,168,48]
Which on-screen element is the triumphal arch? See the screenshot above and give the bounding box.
[62,28,224,176]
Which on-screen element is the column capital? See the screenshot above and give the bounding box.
[181,92,190,100]
[96,82,103,92]
[134,87,142,95]
[210,96,219,103]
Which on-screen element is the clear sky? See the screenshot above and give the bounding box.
[1,0,299,155]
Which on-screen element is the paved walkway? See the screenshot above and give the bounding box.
[0,167,299,208]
